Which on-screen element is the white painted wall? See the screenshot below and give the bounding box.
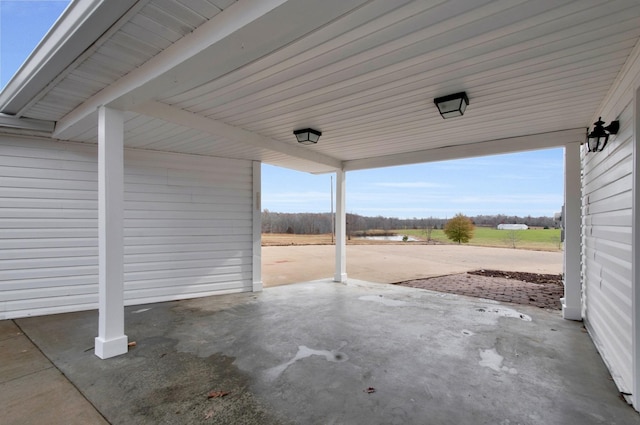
[582,41,640,399]
[0,135,254,319]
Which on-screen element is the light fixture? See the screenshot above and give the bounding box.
[587,117,619,152]
[434,92,469,119]
[293,128,322,145]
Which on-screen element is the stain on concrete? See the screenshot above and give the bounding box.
[479,348,518,375]
[476,307,532,321]
[94,337,288,425]
[264,343,349,382]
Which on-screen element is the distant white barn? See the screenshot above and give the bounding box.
[497,224,529,230]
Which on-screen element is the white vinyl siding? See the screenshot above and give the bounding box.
[0,138,99,318]
[0,136,254,319]
[583,103,634,394]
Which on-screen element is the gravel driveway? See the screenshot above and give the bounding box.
[262,244,563,287]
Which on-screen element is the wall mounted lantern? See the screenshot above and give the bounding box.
[293,128,322,145]
[587,117,619,152]
[434,92,469,119]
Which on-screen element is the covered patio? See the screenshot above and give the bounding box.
[2,0,640,421]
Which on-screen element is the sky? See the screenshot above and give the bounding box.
[1,1,565,219]
[263,148,564,219]
[0,1,70,87]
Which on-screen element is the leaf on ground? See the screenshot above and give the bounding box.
[207,391,230,399]
[364,387,376,394]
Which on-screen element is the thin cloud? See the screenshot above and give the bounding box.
[451,194,563,204]
[265,191,330,204]
[348,192,451,203]
[374,182,449,189]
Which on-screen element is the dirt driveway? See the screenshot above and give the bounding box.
[262,244,563,287]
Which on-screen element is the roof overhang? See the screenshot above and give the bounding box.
[1,0,639,173]
[0,0,140,116]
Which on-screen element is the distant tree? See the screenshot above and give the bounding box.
[444,213,475,244]
[504,229,521,249]
[262,209,272,233]
[423,217,436,241]
[259,211,555,236]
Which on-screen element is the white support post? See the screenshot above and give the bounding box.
[334,169,347,283]
[562,142,582,321]
[95,106,128,359]
[632,86,640,410]
[252,161,263,292]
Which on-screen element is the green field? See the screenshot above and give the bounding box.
[398,227,562,251]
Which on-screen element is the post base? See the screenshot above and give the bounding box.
[561,298,582,321]
[95,335,128,359]
[334,273,348,283]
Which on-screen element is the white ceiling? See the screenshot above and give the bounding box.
[2,0,640,173]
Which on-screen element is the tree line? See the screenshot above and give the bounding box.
[261,210,559,235]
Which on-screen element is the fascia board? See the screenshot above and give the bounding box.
[0,113,55,132]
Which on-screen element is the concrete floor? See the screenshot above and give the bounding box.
[1,320,109,424]
[6,279,640,424]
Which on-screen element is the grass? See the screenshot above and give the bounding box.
[399,227,562,251]
[263,227,563,251]
[262,233,336,246]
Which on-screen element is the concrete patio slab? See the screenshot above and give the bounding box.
[0,330,51,382]
[13,280,639,425]
[0,320,108,425]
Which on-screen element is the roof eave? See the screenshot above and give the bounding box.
[0,113,55,133]
[0,0,138,117]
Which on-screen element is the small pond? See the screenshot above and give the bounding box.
[356,235,419,242]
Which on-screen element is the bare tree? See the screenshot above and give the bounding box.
[503,229,522,249]
[423,217,436,241]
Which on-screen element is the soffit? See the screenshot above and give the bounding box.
[160,0,640,164]
[14,0,236,121]
[3,0,640,173]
